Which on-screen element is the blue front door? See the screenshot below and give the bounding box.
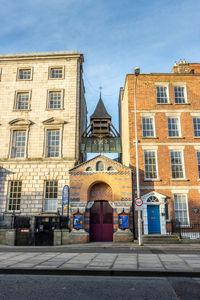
[147,205,161,234]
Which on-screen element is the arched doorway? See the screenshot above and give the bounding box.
[89,182,113,242]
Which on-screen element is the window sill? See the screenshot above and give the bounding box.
[174,103,190,105]
[142,137,158,139]
[144,178,161,182]
[194,137,200,139]
[13,109,31,112]
[44,157,62,160]
[156,102,172,105]
[171,178,189,181]
[45,108,64,111]
[9,157,26,160]
[17,79,32,81]
[48,78,64,80]
[168,137,185,139]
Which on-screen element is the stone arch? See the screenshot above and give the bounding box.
[89,182,112,202]
[79,173,122,202]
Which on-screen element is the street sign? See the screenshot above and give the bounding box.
[135,198,143,211]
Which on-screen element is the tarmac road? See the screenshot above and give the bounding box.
[0,275,200,300]
[0,243,200,254]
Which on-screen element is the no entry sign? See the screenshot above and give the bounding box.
[135,198,143,210]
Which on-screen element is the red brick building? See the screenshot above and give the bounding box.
[119,61,200,237]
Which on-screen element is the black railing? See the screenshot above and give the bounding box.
[14,216,30,229]
[171,220,200,239]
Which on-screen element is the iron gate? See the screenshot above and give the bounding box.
[34,216,68,246]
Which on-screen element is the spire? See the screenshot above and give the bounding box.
[90,94,111,120]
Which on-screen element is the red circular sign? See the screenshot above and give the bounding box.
[135,198,143,206]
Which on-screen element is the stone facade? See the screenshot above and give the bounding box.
[0,51,87,228]
[119,61,200,236]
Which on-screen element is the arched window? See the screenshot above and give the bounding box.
[85,167,93,172]
[147,196,159,203]
[96,161,104,171]
[107,166,114,171]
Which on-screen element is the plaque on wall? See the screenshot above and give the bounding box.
[193,208,199,214]
[119,214,129,229]
[73,214,84,229]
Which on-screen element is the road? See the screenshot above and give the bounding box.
[0,275,200,300]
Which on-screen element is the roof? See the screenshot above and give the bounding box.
[0,50,83,60]
[90,97,111,120]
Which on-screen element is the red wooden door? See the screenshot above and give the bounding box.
[90,201,113,242]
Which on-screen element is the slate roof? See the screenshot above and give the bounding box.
[90,97,111,120]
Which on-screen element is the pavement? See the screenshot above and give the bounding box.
[0,242,200,277]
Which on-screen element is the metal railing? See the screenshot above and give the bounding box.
[171,220,200,239]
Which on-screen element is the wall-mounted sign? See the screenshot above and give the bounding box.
[62,185,69,206]
[73,214,83,229]
[119,214,129,229]
[62,185,69,216]
[135,197,143,211]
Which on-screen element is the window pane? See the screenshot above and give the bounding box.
[8,181,22,211]
[49,91,61,109]
[11,131,26,158]
[44,180,58,212]
[174,86,186,103]
[174,194,189,225]
[170,150,184,179]
[142,118,154,137]
[47,130,60,157]
[16,92,29,110]
[168,118,180,137]
[144,150,157,179]
[156,86,168,103]
[18,69,31,80]
[193,118,200,137]
[50,68,63,79]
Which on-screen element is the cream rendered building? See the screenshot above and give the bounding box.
[0,51,87,228]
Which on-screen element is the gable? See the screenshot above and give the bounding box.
[70,155,131,174]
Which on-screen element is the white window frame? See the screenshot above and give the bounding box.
[46,89,64,110]
[142,117,155,137]
[144,150,158,180]
[14,91,31,110]
[167,117,181,137]
[48,66,65,80]
[170,150,185,179]
[44,180,58,212]
[173,193,190,226]
[156,83,169,104]
[173,83,187,104]
[193,117,200,137]
[17,67,33,81]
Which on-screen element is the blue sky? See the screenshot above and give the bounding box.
[1,0,200,129]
